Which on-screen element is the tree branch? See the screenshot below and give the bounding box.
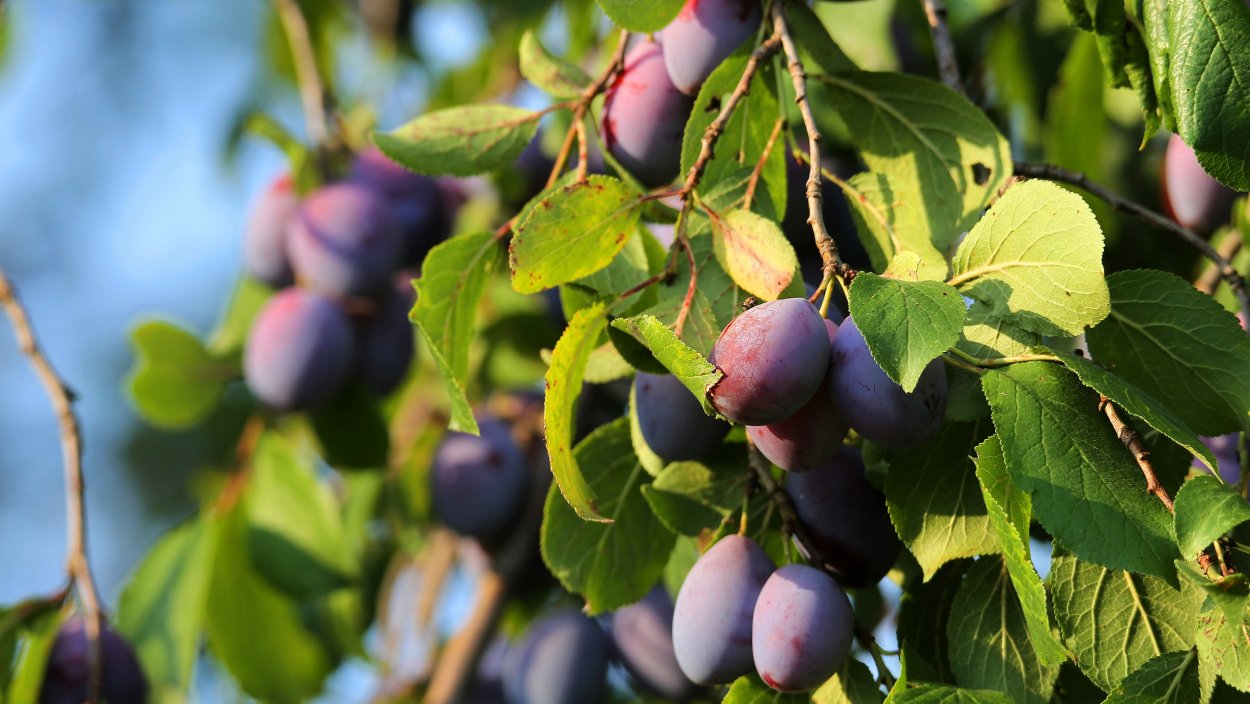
[0,268,103,703]
[272,0,331,147]
[1098,395,1175,513]
[547,29,630,189]
[1014,162,1250,326]
[1196,232,1244,296]
[921,0,963,95]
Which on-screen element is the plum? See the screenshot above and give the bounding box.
[672,534,774,684]
[611,587,699,701]
[1161,134,1239,233]
[431,416,528,539]
[602,41,694,188]
[746,319,847,471]
[827,316,946,448]
[752,563,854,691]
[354,282,415,395]
[288,183,403,297]
[634,372,730,461]
[785,447,901,587]
[709,298,831,425]
[502,611,610,704]
[661,0,762,96]
[243,173,298,287]
[350,147,454,266]
[244,288,356,411]
[40,617,148,704]
[1194,434,1243,485]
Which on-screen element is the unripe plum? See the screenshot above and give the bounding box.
[502,610,610,704]
[672,534,775,684]
[1161,134,1239,233]
[746,319,847,471]
[40,617,149,704]
[611,587,699,701]
[752,564,854,691]
[244,288,356,411]
[709,298,830,425]
[243,173,298,287]
[288,183,403,297]
[661,0,762,96]
[354,283,415,395]
[786,447,901,587]
[431,416,528,539]
[350,147,453,266]
[828,316,946,448]
[602,41,694,188]
[634,372,730,461]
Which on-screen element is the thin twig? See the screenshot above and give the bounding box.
[921,0,963,95]
[272,0,330,146]
[947,347,1063,368]
[1098,395,1174,512]
[545,29,630,191]
[1196,232,1244,295]
[743,117,786,211]
[0,268,103,703]
[1015,162,1250,326]
[674,233,698,337]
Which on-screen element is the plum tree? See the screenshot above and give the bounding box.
[353,282,415,396]
[634,372,730,461]
[786,447,901,587]
[709,298,830,425]
[746,319,847,471]
[672,534,774,684]
[1161,134,1239,233]
[242,173,298,287]
[660,0,762,95]
[601,41,694,188]
[287,183,403,297]
[244,288,356,410]
[39,617,148,704]
[751,563,854,691]
[827,316,946,448]
[610,586,699,701]
[431,416,528,539]
[350,147,454,266]
[501,610,610,704]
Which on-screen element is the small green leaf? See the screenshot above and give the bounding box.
[949,180,1110,337]
[594,0,685,33]
[1195,590,1250,693]
[888,683,1015,704]
[540,419,675,613]
[4,606,64,704]
[785,0,856,75]
[1174,475,1250,559]
[850,273,965,392]
[518,30,590,99]
[374,105,540,176]
[1102,650,1200,704]
[642,455,749,536]
[610,314,723,417]
[842,171,948,278]
[814,658,886,704]
[127,320,232,429]
[722,675,811,704]
[897,560,970,684]
[957,301,1040,360]
[413,324,477,434]
[708,208,798,301]
[1086,270,1250,436]
[510,176,643,294]
[545,303,611,522]
[207,276,272,356]
[640,233,741,356]
[629,380,666,477]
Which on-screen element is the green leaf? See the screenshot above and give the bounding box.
[1166,0,1250,191]
[1195,590,1250,693]
[642,455,750,536]
[116,516,221,700]
[540,418,675,613]
[629,380,666,477]
[545,303,611,522]
[4,607,64,704]
[707,208,798,301]
[850,273,966,392]
[373,104,540,176]
[245,433,357,598]
[594,0,684,33]
[1057,352,1217,474]
[127,320,231,429]
[1102,650,1200,704]
[949,180,1109,337]
[640,233,741,356]
[518,30,590,99]
[972,436,1067,665]
[785,0,856,75]
[819,71,1013,248]
[946,556,1061,704]
[1174,475,1250,559]
[610,314,723,417]
[888,683,1014,704]
[309,383,389,468]
[982,363,1178,580]
[206,276,272,357]
[206,508,334,703]
[841,170,945,277]
[1048,550,1203,692]
[884,421,997,581]
[510,176,643,294]
[413,324,477,434]
[814,658,886,704]
[722,675,811,704]
[897,560,971,684]
[956,301,1040,360]
[1085,270,1250,436]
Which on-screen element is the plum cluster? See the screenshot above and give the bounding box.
[39,617,148,704]
[242,148,459,411]
[602,0,761,188]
